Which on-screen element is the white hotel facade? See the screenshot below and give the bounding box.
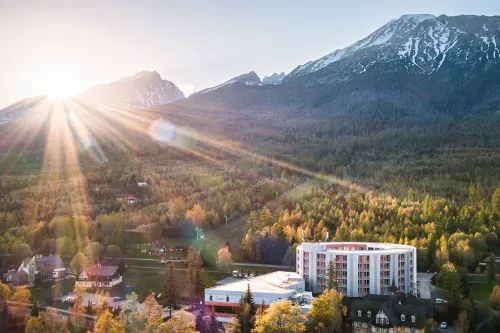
[296,242,417,297]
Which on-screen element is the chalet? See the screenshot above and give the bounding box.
[75,264,122,288]
[348,294,433,333]
[117,194,137,205]
[18,254,65,283]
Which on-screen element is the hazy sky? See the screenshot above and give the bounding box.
[1,0,499,108]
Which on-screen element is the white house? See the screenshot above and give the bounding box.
[18,254,66,283]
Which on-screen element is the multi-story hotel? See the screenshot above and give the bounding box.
[296,242,417,297]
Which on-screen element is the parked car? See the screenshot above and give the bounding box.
[436,298,447,304]
[249,274,255,278]
[238,273,243,278]
[440,322,448,329]
[244,273,248,278]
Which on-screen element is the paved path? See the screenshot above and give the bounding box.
[417,272,434,299]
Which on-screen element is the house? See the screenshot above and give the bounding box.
[75,264,122,288]
[6,270,29,285]
[18,254,65,283]
[117,194,138,205]
[348,293,433,333]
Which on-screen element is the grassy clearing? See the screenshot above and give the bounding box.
[122,268,227,302]
[469,275,495,303]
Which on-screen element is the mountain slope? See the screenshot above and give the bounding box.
[79,71,184,108]
[285,14,436,80]
[263,72,286,85]
[196,71,261,94]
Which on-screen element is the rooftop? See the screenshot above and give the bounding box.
[83,264,119,277]
[207,271,303,294]
[299,242,415,254]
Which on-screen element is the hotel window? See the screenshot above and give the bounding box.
[226,296,229,302]
[209,295,213,301]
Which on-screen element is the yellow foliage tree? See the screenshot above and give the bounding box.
[253,300,305,333]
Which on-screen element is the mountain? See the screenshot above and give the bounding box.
[161,14,500,198]
[285,14,436,79]
[196,71,261,94]
[80,71,184,108]
[263,72,286,85]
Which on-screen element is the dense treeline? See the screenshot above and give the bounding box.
[242,183,500,272]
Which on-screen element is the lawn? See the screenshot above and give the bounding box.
[121,268,227,302]
[469,275,495,303]
[30,277,75,305]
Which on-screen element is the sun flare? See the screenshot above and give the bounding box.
[45,71,81,100]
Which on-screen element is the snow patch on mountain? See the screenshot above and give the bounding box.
[286,14,436,79]
[263,72,286,85]
[197,71,261,94]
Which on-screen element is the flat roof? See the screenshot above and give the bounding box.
[298,242,415,254]
[206,271,303,295]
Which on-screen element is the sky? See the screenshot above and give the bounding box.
[1,0,499,108]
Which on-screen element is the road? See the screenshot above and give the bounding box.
[417,272,434,299]
[233,262,292,269]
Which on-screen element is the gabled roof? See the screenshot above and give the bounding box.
[25,255,65,270]
[348,294,432,329]
[81,264,118,278]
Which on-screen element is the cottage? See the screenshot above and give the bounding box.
[18,254,65,284]
[75,264,122,288]
[117,194,138,205]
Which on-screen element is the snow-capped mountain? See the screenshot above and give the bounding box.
[196,71,262,94]
[285,14,436,80]
[300,14,500,82]
[263,72,286,85]
[80,71,184,108]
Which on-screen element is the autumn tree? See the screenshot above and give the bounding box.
[424,318,439,333]
[70,252,89,272]
[489,285,500,310]
[455,310,469,333]
[186,203,206,226]
[306,288,344,333]
[83,242,104,265]
[161,310,197,333]
[253,300,305,333]
[435,262,462,313]
[187,246,205,301]
[9,287,31,320]
[0,281,9,303]
[25,308,69,333]
[106,245,124,258]
[94,309,125,333]
[217,246,233,272]
[163,263,179,318]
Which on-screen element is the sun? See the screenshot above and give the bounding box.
[46,71,81,100]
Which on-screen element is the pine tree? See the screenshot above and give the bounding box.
[326,260,338,290]
[164,263,179,318]
[243,284,256,317]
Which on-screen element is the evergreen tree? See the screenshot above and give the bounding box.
[164,263,179,318]
[326,260,338,290]
[243,284,256,317]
